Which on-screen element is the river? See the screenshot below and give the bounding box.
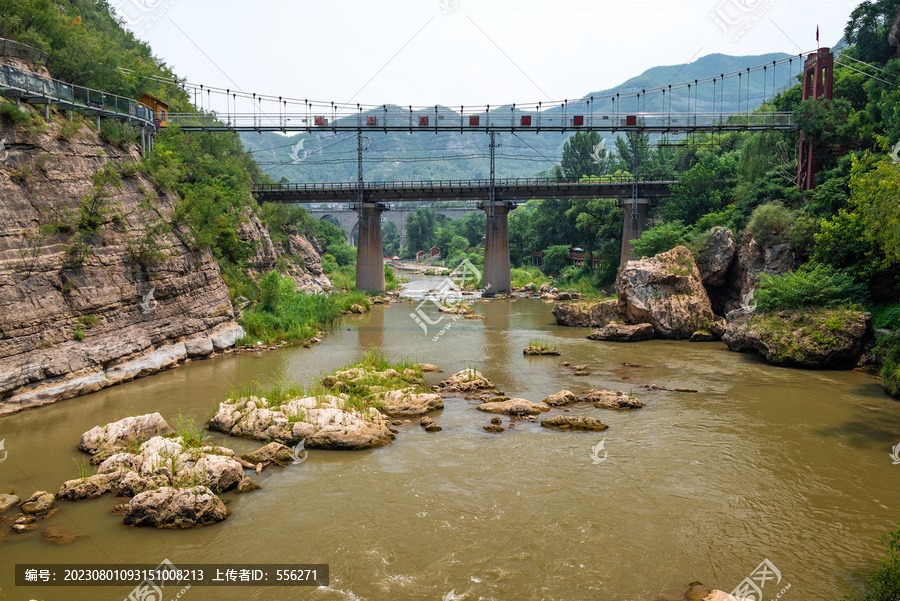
[1,275,898,600]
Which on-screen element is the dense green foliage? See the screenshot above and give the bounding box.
[239,272,369,345]
[630,221,691,258]
[0,0,192,109]
[754,263,867,311]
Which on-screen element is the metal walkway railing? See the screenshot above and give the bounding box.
[0,38,50,65]
[0,62,155,127]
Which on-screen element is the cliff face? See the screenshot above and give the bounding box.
[0,112,241,414]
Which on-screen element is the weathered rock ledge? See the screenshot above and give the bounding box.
[724,306,871,368]
[0,324,245,415]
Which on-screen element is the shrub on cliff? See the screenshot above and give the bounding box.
[629,221,691,258]
[754,263,867,312]
[748,202,793,246]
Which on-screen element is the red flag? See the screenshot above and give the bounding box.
[816,26,820,44]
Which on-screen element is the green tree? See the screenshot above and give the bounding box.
[557,131,610,180]
[566,196,622,273]
[316,220,355,266]
[382,220,400,257]
[403,207,436,258]
[793,98,857,172]
[662,153,738,225]
[849,153,900,264]
[844,0,900,65]
[630,221,691,258]
[542,245,571,276]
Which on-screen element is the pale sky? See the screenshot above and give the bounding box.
[121,0,861,109]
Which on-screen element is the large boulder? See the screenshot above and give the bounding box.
[587,322,655,342]
[581,390,644,409]
[432,369,495,394]
[124,486,227,528]
[542,390,580,407]
[183,454,244,493]
[0,494,20,514]
[695,227,737,288]
[617,246,715,339]
[723,307,755,351]
[741,308,872,368]
[287,230,326,276]
[552,299,621,327]
[540,416,609,431]
[21,491,55,515]
[476,398,550,416]
[379,390,443,416]
[208,395,396,450]
[57,472,122,501]
[79,413,174,455]
[725,233,797,313]
[241,442,296,466]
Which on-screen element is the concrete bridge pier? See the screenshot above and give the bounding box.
[618,198,651,267]
[354,201,387,292]
[479,200,514,296]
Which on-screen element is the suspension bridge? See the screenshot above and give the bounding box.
[1,40,839,294]
[152,48,834,293]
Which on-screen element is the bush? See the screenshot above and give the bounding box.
[384,264,399,291]
[883,340,900,398]
[0,102,29,125]
[838,523,900,601]
[871,303,900,331]
[99,120,138,149]
[511,266,548,289]
[754,263,867,312]
[630,221,691,258]
[748,202,792,246]
[239,271,367,345]
[542,245,571,277]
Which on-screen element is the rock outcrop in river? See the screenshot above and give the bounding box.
[554,246,714,340]
[208,360,445,449]
[724,306,871,368]
[617,246,715,339]
[209,393,396,449]
[58,413,255,528]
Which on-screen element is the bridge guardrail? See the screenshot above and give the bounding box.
[253,177,679,192]
[0,38,50,65]
[0,62,155,126]
[167,110,795,132]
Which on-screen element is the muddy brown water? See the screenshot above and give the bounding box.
[1,275,899,600]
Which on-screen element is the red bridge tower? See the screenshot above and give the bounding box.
[797,47,834,191]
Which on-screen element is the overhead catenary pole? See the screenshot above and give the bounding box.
[357,129,364,204]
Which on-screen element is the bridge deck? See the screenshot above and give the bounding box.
[169,112,795,134]
[254,178,676,204]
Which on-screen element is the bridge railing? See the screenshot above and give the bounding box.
[167,110,794,132]
[0,62,155,125]
[254,177,678,192]
[0,38,50,65]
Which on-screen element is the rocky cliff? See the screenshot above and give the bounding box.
[0,110,259,414]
